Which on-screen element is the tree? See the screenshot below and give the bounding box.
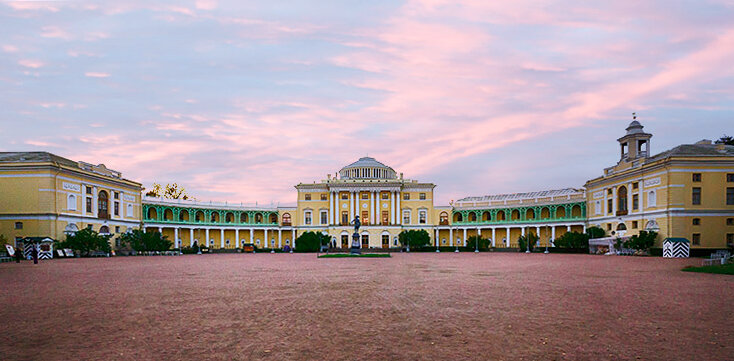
[585,226,605,239]
[295,231,331,252]
[145,183,191,200]
[466,235,491,250]
[58,228,111,256]
[624,231,658,251]
[715,135,734,145]
[398,229,431,248]
[553,232,589,249]
[0,234,8,248]
[517,233,539,252]
[118,229,173,252]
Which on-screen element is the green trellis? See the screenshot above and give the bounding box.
[142,203,280,226]
[451,201,586,225]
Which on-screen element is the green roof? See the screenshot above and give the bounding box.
[663,237,690,243]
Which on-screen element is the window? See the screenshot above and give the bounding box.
[419,210,426,224]
[692,233,701,246]
[114,201,119,216]
[382,235,389,248]
[381,192,388,199]
[67,194,76,210]
[320,211,328,225]
[692,187,701,205]
[341,193,348,200]
[15,222,23,229]
[361,211,368,225]
[607,199,613,214]
[648,190,657,207]
[607,223,612,231]
[341,211,348,225]
[439,212,448,225]
[86,186,92,194]
[727,187,734,205]
[632,182,638,190]
[632,221,638,229]
[304,211,312,225]
[727,174,734,182]
[320,194,327,201]
[115,226,120,233]
[632,194,639,210]
[607,188,612,195]
[692,218,700,225]
[692,173,701,182]
[361,193,368,199]
[282,213,291,225]
[403,193,410,200]
[382,211,389,225]
[617,186,628,214]
[87,224,93,230]
[419,193,426,200]
[403,211,410,224]
[727,233,733,246]
[595,200,601,215]
[86,197,93,213]
[98,190,109,218]
[114,192,119,199]
[728,218,734,226]
[305,194,311,201]
[127,204,133,217]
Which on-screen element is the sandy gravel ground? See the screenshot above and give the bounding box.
[1,253,732,361]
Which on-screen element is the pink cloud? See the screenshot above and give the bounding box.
[18,59,44,68]
[40,26,71,40]
[84,72,110,78]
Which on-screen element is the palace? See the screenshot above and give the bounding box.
[1,121,733,252]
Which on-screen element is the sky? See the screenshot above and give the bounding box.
[1,0,734,206]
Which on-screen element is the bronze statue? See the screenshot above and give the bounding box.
[350,215,361,232]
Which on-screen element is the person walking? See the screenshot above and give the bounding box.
[31,243,38,264]
[15,246,22,263]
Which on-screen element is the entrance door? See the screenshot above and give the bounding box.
[382,235,389,249]
[361,235,369,249]
[341,235,348,248]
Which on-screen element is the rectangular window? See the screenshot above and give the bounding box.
[419,193,426,200]
[305,212,312,225]
[727,187,734,205]
[595,200,601,215]
[403,211,410,224]
[403,193,410,200]
[727,233,733,246]
[381,192,389,200]
[320,211,328,225]
[362,211,368,225]
[728,218,734,226]
[15,222,23,229]
[304,194,311,201]
[115,226,120,233]
[361,193,368,199]
[607,199,613,214]
[114,201,119,216]
[632,194,639,210]
[632,182,638,190]
[692,187,701,205]
[382,211,389,225]
[341,211,348,225]
[692,173,701,182]
[607,223,612,231]
[86,197,92,212]
[114,192,119,199]
[419,211,426,224]
[607,188,612,195]
[727,173,734,182]
[692,233,701,246]
[692,218,700,225]
[87,224,93,230]
[341,193,348,200]
[632,221,638,229]
[320,194,327,201]
[86,186,92,195]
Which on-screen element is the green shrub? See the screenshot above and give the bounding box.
[398,230,431,248]
[554,232,589,249]
[118,229,173,252]
[517,233,539,252]
[57,228,111,256]
[585,226,605,239]
[295,231,331,252]
[624,231,657,251]
[465,235,491,250]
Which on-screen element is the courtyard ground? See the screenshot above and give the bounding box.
[0,253,732,361]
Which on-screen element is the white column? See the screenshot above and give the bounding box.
[491,228,496,247]
[328,192,333,226]
[582,224,586,233]
[551,227,556,246]
[396,191,401,225]
[349,192,354,220]
[93,186,98,217]
[603,190,608,214]
[334,192,339,225]
[235,229,240,248]
[463,228,467,246]
[158,227,162,234]
[264,228,268,248]
[278,229,282,248]
[374,191,379,224]
[435,228,439,246]
[567,225,571,232]
[628,182,633,213]
[190,228,194,247]
[370,191,375,225]
[291,229,295,249]
[612,187,617,214]
[521,227,525,236]
[220,229,224,248]
[250,228,254,244]
[639,178,645,210]
[205,228,210,247]
[506,227,510,247]
[449,228,453,246]
[390,192,396,224]
[174,228,179,248]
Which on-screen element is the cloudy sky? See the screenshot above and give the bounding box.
[1,0,733,205]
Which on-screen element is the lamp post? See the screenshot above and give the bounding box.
[475,233,479,253]
[525,229,531,253]
[455,238,459,253]
[544,225,550,254]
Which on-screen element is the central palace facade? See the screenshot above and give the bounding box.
[2,121,734,251]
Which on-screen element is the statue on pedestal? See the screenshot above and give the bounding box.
[350,215,362,254]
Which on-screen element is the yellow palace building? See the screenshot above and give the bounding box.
[1,121,733,252]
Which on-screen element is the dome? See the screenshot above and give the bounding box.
[626,120,644,135]
[339,157,396,180]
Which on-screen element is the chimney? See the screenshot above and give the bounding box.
[695,139,712,145]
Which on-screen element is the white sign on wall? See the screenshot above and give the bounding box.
[123,194,136,202]
[592,191,604,199]
[62,182,81,192]
[644,177,661,187]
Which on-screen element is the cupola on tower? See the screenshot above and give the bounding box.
[617,113,652,162]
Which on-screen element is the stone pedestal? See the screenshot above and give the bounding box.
[350,232,361,255]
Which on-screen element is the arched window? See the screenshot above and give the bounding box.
[571,205,582,218]
[98,190,109,218]
[282,213,291,225]
[240,213,248,223]
[648,190,656,207]
[269,213,278,224]
[496,210,506,221]
[468,212,477,222]
[255,213,263,224]
[482,211,490,222]
[67,194,76,211]
[556,207,566,218]
[127,204,133,217]
[511,210,520,220]
[540,207,550,219]
[99,225,110,234]
[179,210,189,221]
[226,212,234,223]
[526,209,535,220]
[617,186,628,214]
[439,212,448,225]
[147,207,157,220]
[195,211,205,222]
[64,223,78,235]
[616,223,627,231]
[210,212,220,223]
[164,209,173,221]
[453,213,463,222]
